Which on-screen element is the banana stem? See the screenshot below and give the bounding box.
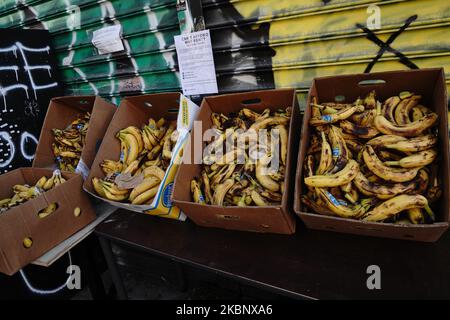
[344,193,356,204]
[376,100,382,115]
[424,205,435,222]
[384,161,400,166]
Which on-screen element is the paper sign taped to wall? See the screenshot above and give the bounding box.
[92,25,124,55]
[174,30,218,96]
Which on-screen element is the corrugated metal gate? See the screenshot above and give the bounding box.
[0,0,181,104]
[205,0,450,106]
[1,0,450,108]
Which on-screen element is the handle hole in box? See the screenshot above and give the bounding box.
[358,79,386,87]
[168,108,179,114]
[23,237,33,249]
[334,95,346,102]
[216,214,240,221]
[403,234,415,239]
[145,102,153,107]
[37,202,59,219]
[79,100,89,105]
[242,98,262,105]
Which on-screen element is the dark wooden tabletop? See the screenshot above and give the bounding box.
[96,209,450,300]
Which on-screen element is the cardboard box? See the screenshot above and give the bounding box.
[33,96,116,179]
[294,68,449,242]
[0,168,96,275]
[83,93,200,221]
[172,89,300,234]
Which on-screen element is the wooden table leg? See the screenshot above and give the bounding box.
[99,237,128,300]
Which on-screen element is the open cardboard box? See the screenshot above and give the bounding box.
[294,68,449,242]
[33,96,116,178]
[0,168,96,275]
[83,93,200,221]
[172,89,300,234]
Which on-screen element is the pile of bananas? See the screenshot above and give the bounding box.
[0,170,66,215]
[190,107,291,206]
[92,118,178,205]
[302,91,441,224]
[52,112,90,172]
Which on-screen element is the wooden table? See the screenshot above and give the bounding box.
[96,209,450,300]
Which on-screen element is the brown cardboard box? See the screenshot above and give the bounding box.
[172,89,300,234]
[294,68,449,242]
[33,96,116,178]
[0,168,96,275]
[83,93,200,220]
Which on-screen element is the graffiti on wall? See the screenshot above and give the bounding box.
[0,29,61,173]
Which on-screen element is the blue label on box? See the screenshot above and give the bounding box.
[162,182,174,208]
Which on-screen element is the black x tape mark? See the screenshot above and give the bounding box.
[357,15,419,73]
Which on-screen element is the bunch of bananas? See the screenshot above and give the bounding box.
[0,170,66,215]
[52,112,90,172]
[92,117,178,205]
[302,90,441,224]
[190,107,291,206]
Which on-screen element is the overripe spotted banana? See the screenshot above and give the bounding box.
[304,159,359,187]
[384,149,437,168]
[381,96,401,123]
[212,178,234,206]
[363,194,431,222]
[327,126,349,174]
[316,131,332,175]
[394,95,421,125]
[315,187,367,218]
[363,145,418,182]
[385,134,438,152]
[374,112,438,137]
[201,171,213,204]
[339,120,379,139]
[250,116,289,131]
[353,171,416,199]
[251,190,269,206]
[310,105,364,126]
[256,156,280,192]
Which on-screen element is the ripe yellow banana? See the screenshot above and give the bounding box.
[256,158,280,192]
[251,190,269,206]
[117,132,139,165]
[201,171,213,204]
[120,126,144,153]
[310,105,364,126]
[129,176,161,202]
[304,159,359,187]
[122,159,141,175]
[275,124,288,166]
[143,165,165,180]
[92,177,106,197]
[102,181,129,196]
[42,175,56,190]
[102,184,130,202]
[38,203,57,219]
[162,136,172,160]
[363,145,418,182]
[191,179,206,204]
[13,184,30,193]
[363,194,431,222]
[131,186,158,205]
[35,176,47,189]
[316,131,333,175]
[385,134,438,153]
[385,149,437,168]
[100,160,123,175]
[407,208,424,224]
